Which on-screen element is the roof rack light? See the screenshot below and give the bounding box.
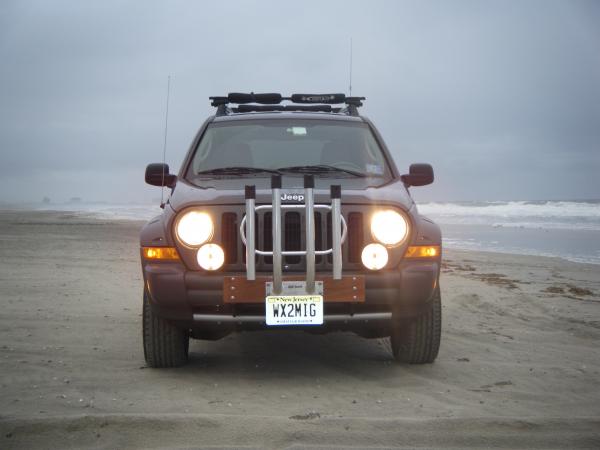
[290,93,345,104]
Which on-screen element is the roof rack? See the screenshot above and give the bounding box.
[209,93,366,117]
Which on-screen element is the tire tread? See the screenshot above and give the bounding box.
[143,290,189,368]
[389,286,441,364]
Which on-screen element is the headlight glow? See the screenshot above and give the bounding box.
[361,243,389,270]
[197,243,225,271]
[371,210,408,246]
[176,211,213,246]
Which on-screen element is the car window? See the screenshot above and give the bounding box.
[187,119,392,179]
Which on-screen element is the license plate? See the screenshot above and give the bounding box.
[265,295,323,326]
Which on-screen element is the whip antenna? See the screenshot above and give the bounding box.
[160,75,171,206]
[348,37,353,97]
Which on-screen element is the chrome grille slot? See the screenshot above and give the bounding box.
[315,212,323,264]
[241,212,258,264]
[263,212,272,265]
[221,212,238,265]
[347,212,363,263]
[284,212,301,264]
[326,212,332,264]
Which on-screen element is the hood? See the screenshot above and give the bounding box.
[168,177,414,212]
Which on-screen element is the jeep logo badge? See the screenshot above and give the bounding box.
[280,193,304,203]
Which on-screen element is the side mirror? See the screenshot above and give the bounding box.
[400,163,434,187]
[145,163,177,188]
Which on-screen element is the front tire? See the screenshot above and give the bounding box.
[388,286,441,364]
[143,290,189,367]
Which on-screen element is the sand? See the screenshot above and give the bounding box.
[0,210,599,449]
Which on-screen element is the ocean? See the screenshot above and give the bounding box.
[17,199,600,265]
[418,200,600,265]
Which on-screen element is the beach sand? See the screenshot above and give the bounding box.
[0,210,599,449]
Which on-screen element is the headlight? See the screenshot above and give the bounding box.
[371,210,408,246]
[361,243,388,270]
[176,211,213,246]
[197,243,225,271]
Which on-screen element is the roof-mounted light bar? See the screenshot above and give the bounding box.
[209,92,366,116]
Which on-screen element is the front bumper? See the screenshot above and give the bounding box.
[143,260,439,327]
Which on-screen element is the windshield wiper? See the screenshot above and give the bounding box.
[196,166,281,176]
[277,164,367,178]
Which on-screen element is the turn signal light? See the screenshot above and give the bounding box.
[404,245,440,259]
[142,247,180,260]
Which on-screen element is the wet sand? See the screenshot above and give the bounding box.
[0,210,599,449]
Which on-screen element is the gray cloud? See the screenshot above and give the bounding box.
[0,0,598,203]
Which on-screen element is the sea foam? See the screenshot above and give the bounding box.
[417,200,600,231]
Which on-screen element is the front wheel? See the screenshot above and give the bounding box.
[388,286,441,364]
[142,289,189,367]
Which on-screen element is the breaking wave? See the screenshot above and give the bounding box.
[33,203,163,221]
[417,200,600,231]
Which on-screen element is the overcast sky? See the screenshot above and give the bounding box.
[0,0,599,204]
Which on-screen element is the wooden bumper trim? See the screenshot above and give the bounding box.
[223,275,365,303]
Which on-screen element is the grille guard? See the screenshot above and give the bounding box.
[241,175,346,295]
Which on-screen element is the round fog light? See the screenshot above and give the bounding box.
[197,243,225,271]
[361,243,388,270]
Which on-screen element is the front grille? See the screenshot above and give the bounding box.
[219,208,366,271]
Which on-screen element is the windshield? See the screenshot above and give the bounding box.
[186,119,392,183]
